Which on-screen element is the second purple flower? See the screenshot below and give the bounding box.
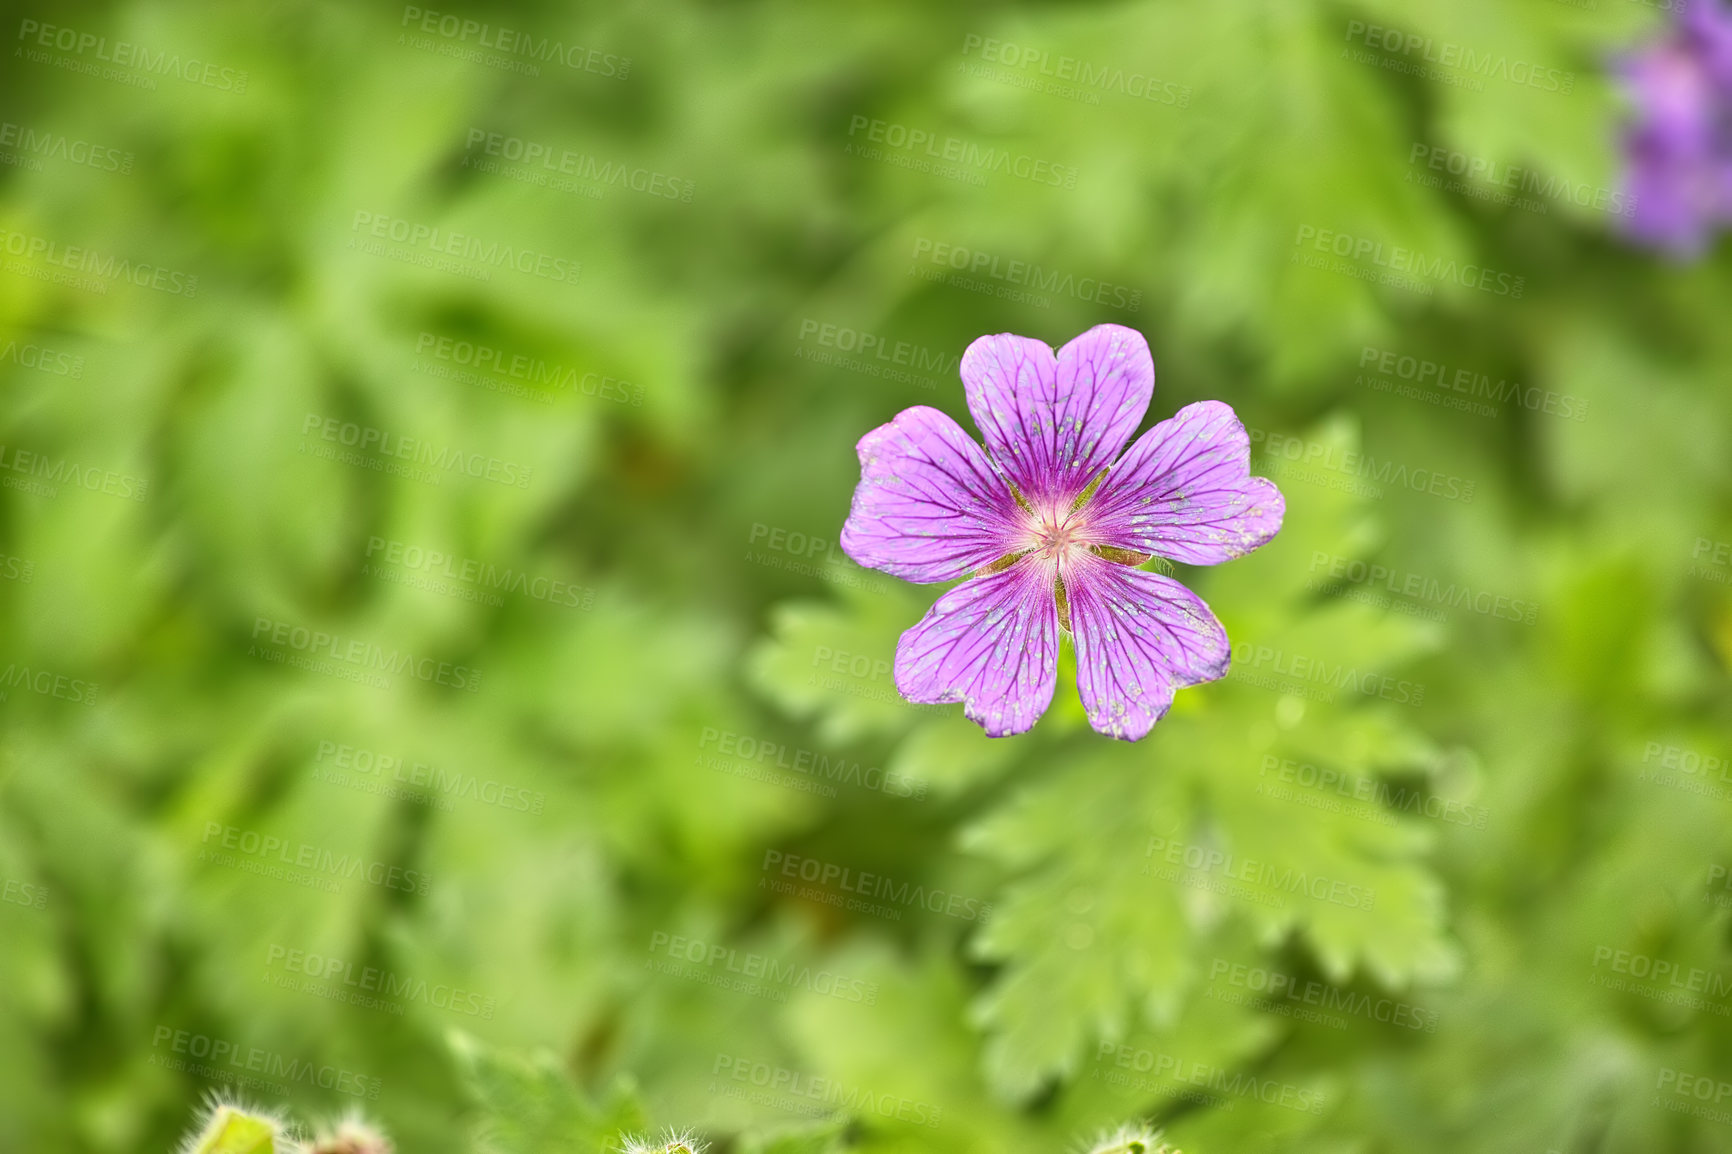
[1621,0,1732,253]
[841,324,1285,741]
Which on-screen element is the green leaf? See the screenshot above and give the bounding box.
[450,1031,647,1154]
[736,1118,852,1154]
[747,584,932,743]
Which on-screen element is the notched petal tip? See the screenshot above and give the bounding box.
[1058,322,1155,372]
[963,330,1057,360]
[963,326,1151,509]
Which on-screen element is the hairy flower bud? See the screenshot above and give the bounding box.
[308,1116,393,1154]
[621,1128,706,1154]
[179,1101,296,1154]
[1086,1123,1175,1154]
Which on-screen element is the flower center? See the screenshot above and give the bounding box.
[1031,507,1087,564]
[973,489,1151,581]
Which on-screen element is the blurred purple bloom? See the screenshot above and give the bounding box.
[841,324,1284,741]
[1621,0,1732,253]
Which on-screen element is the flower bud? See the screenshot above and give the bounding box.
[179,1102,295,1154]
[1086,1123,1175,1154]
[621,1129,706,1154]
[308,1117,393,1154]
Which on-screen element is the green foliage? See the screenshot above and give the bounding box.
[451,1032,645,1154]
[3,0,1731,1152]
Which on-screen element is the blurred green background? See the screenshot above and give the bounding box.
[3,1,1732,1151]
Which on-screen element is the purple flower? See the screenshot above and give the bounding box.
[840,324,1284,741]
[1621,0,1732,253]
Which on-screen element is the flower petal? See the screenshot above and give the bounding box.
[961,324,1153,507]
[1066,555,1230,741]
[1086,400,1284,566]
[842,406,1027,583]
[895,557,1059,737]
